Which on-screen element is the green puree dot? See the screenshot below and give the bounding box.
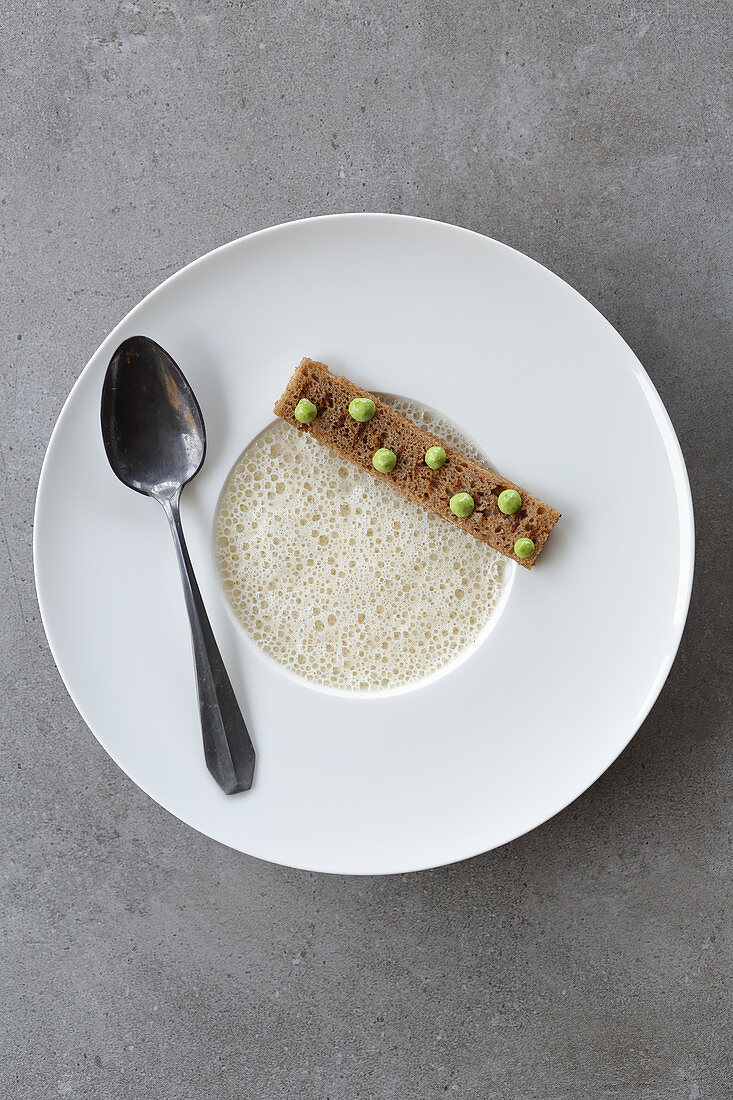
[294,398,317,424]
[425,446,447,470]
[372,447,397,473]
[498,488,522,514]
[450,492,474,518]
[514,537,535,559]
[349,397,376,422]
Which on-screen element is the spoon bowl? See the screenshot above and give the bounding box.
[102,336,206,499]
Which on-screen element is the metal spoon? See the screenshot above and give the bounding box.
[101,335,255,794]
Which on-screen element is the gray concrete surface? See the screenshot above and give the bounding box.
[1,1,731,1097]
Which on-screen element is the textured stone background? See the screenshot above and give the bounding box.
[1,2,730,1097]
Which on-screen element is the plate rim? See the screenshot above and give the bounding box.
[33,212,696,873]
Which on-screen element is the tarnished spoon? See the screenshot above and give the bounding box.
[101,335,255,794]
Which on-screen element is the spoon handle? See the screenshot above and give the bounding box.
[160,493,255,794]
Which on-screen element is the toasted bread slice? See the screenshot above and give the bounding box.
[274,358,560,568]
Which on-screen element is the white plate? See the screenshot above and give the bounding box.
[34,214,694,874]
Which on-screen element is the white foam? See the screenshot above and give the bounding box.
[215,397,508,692]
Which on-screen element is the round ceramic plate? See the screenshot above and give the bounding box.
[34,214,694,874]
